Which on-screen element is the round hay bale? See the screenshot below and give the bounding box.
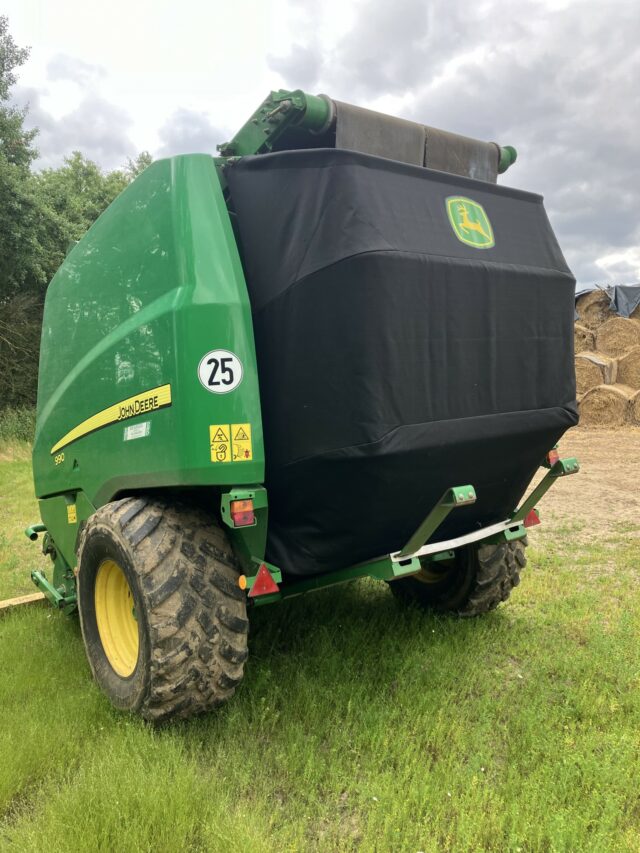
[579,384,634,427]
[574,323,595,353]
[595,317,640,357]
[616,346,640,389]
[575,358,602,394]
[630,390,640,425]
[575,353,616,394]
[575,289,613,329]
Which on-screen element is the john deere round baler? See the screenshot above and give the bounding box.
[26,91,579,720]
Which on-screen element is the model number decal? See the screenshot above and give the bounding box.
[198,350,243,394]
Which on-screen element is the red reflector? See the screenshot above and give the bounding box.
[230,499,255,527]
[524,509,541,528]
[546,449,560,467]
[248,563,280,598]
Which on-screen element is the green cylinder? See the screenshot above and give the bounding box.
[300,93,334,134]
[498,145,518,174]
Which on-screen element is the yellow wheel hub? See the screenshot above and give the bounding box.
[94,559,139,677]
[415,560,455,585]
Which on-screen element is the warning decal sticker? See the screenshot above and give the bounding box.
[232,423,253,462]
[210,424,231,463]
[209,423,253,463]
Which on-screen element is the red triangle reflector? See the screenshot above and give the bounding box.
[248,563,280,598]
[524,509,541,528]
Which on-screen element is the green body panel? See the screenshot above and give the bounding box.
[33,155,265,524]
[38,491,96,571]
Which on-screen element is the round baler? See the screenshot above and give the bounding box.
[25,90,579,720]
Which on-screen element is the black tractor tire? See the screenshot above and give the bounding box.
[77,496,248,721]
[389,537,527,616]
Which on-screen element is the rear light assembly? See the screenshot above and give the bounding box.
[545,448,560,467]
[230,499,255,527]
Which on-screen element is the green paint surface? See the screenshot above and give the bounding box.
[33,155,265,545]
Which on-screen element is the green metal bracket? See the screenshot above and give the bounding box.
[242,454,578,608]
[397,485,476,558]
[511,457,580,524]
[220,486,269,574]
[24,523,46,541]
[218,89,332,157]
[245,552,421,607]
[31,570,77,614]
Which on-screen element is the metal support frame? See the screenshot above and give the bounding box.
[397,485,476,558]
[24,522,78,614]
[31,569,77,614]
[511,457,579,524]
[25,456,579,614]
[245,484,476,605]
[242,457,580,606]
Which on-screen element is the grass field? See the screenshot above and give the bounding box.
[1,430,639,852]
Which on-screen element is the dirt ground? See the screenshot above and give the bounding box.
[530,426,640,534]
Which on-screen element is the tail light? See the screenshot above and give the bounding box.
[230,499,255,527]
[546,448,560,467]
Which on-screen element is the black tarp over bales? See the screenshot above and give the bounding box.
[226,149,578,578]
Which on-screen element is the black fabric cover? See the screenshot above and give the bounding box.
[225,149,578,578]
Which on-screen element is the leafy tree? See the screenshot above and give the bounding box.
[0,15,37,168]
[0,16,153,409]
[37,152,128,241]
[0,17,63,306]
[126,150,153,180]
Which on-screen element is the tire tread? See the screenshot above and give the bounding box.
[78,498,248,722]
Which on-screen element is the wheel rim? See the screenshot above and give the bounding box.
[94,558,139,677]
[414,558,456,585]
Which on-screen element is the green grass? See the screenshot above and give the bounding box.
[1,453,638,852]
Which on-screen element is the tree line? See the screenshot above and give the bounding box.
[0,16,152,410]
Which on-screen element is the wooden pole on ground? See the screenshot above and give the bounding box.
[0,592,46,614]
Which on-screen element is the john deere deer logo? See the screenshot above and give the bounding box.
[446,196,495,249]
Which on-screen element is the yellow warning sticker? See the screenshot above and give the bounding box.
[67,505,77,524]
[232,423,253,462]
[210,424,231,463]
[209,423,253,463]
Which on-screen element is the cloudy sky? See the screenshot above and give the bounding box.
[4,0,640,286]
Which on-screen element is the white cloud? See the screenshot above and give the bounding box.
[155,108,229,159]
[595,248,640,283]
[3,0,639,286]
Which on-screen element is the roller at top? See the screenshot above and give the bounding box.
[24,86,578,722]
[218,88,517,180]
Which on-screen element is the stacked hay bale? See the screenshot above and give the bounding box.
[575,288,640,427]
